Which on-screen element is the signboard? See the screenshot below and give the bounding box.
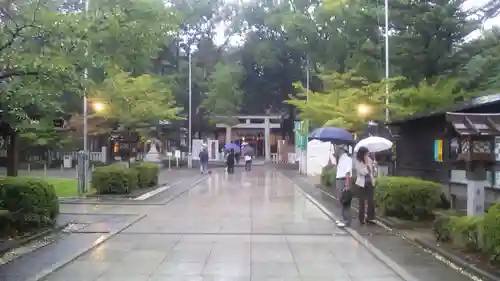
[294,120,309,149]
[174,150,181,159]
[434,139,443,162]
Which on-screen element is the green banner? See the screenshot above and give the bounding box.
[294,120,309,149]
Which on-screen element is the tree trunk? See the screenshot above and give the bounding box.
[6,132,19,176]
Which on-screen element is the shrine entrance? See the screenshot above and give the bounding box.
[216,115,281,162]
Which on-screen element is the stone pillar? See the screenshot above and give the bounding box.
[225,125,232,144]
[264,118,271,162]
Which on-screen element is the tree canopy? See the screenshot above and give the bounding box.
[1,0,500,174]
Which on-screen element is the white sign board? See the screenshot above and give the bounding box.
[166,152,173,157]
[174,150,181,159]
[192,139,204,160]
[306,140,334,176]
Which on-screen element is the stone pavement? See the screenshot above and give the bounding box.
[281,170,473,281]
[2,167,409,281]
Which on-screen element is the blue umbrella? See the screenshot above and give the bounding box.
[308,127,354,143]
[224,143,239,150]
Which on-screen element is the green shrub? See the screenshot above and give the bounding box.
[483,203,500,260]
[433,209,459,242]
[91,164,138,194]
[0,177,59,234]
[320,165,336,187]
[133,162,160,188]
[448,216,483,251]
[375,176,441,220]
[91,161,108,167]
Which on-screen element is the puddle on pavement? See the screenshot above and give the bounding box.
[62,223,89,233]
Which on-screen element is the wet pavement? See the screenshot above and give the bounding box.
[282,170,473,281]
[0,167,456,281]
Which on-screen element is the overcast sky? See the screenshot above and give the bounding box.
[213,0,500,46]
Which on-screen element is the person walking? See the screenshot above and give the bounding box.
[226,149,235,174]
[242,143,253,171]
[354,146,376,225]
[335,145,353,227]
[199,147,209,174]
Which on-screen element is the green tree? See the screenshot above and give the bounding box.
[90,70,181,131]
[202,62,243,124]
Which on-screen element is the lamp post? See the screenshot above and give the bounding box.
[384,0,390,122]
[188,50,193,168]
[81,0,91,194]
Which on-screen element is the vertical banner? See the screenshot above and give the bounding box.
[434,139,443,162]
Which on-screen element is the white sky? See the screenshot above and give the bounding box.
[213,0,500,46]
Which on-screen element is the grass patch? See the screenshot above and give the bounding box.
[38,177,94,197]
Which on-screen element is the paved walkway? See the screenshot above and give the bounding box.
[4,168,406,281]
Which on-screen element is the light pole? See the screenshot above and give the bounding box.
[384,0,390,122]
[187,50,193,168]
[82,0,90,194]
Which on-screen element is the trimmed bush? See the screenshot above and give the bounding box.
[448,215,483,251]
[92,164,138,194]
[0,177,59,234]
[91,161,108,167]
[320,165,336,187]
[375,176,441,220]
[483,203,500,260]
[433,209,459,242]
[133,162,160,188]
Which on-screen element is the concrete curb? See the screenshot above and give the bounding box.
[315,180,494,281]
[279,173,420,281]
[59,175,209,205]
[26,214,147,281]
[0,224,68,257]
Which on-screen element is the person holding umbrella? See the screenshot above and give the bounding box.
[226,149,235,174]
[335,145,353,227]
[353,136,392,225]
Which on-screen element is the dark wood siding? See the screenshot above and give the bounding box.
[394,115,450,182]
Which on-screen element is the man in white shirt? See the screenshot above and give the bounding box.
[335,145,353,227]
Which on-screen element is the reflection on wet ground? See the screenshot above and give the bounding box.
[3,168,405,281]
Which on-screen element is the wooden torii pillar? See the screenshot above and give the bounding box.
[446,112,500,216]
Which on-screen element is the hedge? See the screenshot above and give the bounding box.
[433,209,500,260]
[320,165,336,187]
[0,177,59,235]
[484,203,500,260]
[375,176,441,220]
[133,163,160,188]
[91,164,138,194]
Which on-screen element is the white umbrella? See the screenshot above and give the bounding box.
[354,136,392,153]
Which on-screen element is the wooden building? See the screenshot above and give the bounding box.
[388,93,500,205]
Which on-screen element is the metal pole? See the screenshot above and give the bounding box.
[306,55,309,101]
[188,50,193,168]
[83,0,90,193]
[304,55,310,175]
[384,0,390,122]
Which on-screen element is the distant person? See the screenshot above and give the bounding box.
[242,143,253,171]
[355,146,375,225]
[226,149,235,174]
[335,145,353,227]
[235,149,241,164]
[199,147,209,174]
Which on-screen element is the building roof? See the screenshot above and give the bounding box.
[388,93,500,125]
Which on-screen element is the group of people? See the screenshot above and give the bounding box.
[198,143,255,174]
[334,145,377,228]
[225,143,254,173]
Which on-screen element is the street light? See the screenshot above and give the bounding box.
[358,104,371,116]
[92,101,105,112]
